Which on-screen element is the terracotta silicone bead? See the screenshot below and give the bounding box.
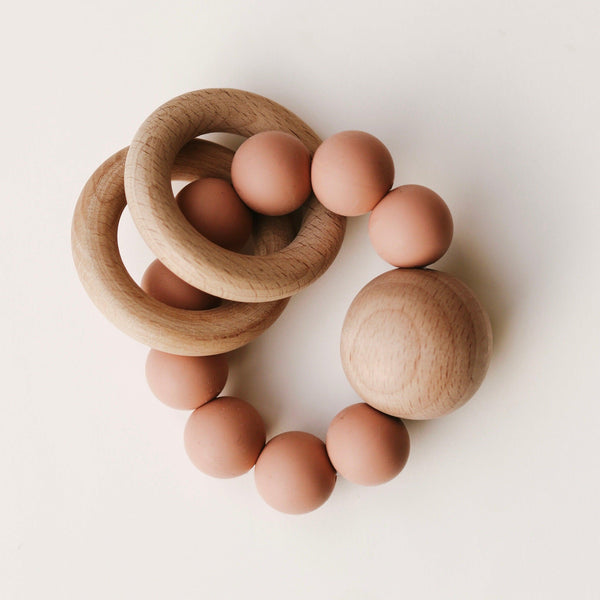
[231,131,312,216]
[311,130,394,216]
[184,396,266,478]
[141,259,218,310]
[176,178,253,251]
[145,350,228,410]
[368,185,453,267]
[254,431,336,514]
[326,403,410,486]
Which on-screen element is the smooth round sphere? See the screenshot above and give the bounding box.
[145,350,228,410]
[341,269,492,419]
[141,259,218,310]
[176,178,252,251]
[326,403,410,485]
[311,130,394,216]
[369,185,453,267]
[254,431,336,514]
[231,131,311,216]
[184,396,266,478]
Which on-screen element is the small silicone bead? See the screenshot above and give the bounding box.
[311,130,394,216]
[326,403,410,485]
[141,259,218,310]
[368,185,453,267]
[145,350,228,410]
[184,396,266,478]
[254,431,336,514]
[231,131,312,216]
[176,178,253,251]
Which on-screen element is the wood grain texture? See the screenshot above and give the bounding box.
[340,268,493,419]
[124,88,346,303]
[72,139,295,356]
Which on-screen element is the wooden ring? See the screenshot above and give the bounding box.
[124,88,346,303]
[72,139,295,356]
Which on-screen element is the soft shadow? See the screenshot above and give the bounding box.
[436,213,513,357]
[224,340,283,435]
[402,191,516,440]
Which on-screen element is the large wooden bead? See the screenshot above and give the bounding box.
[340,269,492,419]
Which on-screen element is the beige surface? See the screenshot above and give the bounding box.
[4,1,600,598]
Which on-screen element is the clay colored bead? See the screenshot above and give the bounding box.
[254,431,336,514]
[176,178,253,251]
[369,185,453,267]
[231,131,312,216]
[145,350,228,410]
[141,259,218,310]
[311,130,394,216]
[341,268,492,419]
[184,396,266,478]
[326,403,410,485]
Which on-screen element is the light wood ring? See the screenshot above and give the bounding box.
[72,139,295,356]
[124,88,346,303]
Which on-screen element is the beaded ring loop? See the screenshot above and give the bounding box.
[73,88,494,514]
[71,139,295,356]
[124,88,346,303]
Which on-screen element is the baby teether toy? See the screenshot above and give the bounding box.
[72,88,492,514]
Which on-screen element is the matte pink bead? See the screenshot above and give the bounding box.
[141,259,218,310]
[311,130,394,216]
[254,431,336,514]
[326,403,410,486]
[231,131,312,216]
[176,178,252,251]
[145,350,228,410]
[184,397,266,478]
[368,185,453,267]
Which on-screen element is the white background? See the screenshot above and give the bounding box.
[2,1,599,598]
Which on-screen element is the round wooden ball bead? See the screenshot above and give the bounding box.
[231,131,311,216]
[254,432,336,514]
[184,396,266,478]
[141,259,218,310]
[326,403,410,485]
[340,269,492,419]
[145,350,228,410]
[176,178,252,251]
[311,130,394,216]
[369,185,453,267]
